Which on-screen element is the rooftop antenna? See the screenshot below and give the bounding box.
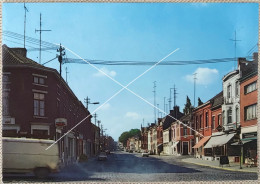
[173,84,178,107]
[35,13,51,64]
[230,30,241,70]
[169,88,174,111]
[23,2,29,48]
[152,81,157,124]
[164,97,166,113]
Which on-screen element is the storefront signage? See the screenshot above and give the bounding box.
[55,118,67,127]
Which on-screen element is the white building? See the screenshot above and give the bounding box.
[222,70,240,131]
[163,128,170,155]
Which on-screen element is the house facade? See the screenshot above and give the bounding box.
[2,45,97,165]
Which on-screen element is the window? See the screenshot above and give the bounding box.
[34,93,45,116]
[235,81,239,96]
[199,115,202,129]
[3,74,11,89]
[227,108,232,124]
[218,114,221,126]
[227,85,231,98]
[212,116,215,129]
[33,76,45,85]
[245,82,257,94]
[222,111,225,124]
[236,107,239,123]
[183,125,187,136]
[205,112,208,127]
[3,91,10,116]
[245,104,257,120]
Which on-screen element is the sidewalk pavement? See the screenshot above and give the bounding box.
[181,157,258,173]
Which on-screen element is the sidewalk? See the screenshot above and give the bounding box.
[182,157,258,173]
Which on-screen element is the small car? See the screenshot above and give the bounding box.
[98,152,107,161]
[129,150,133,153]
[142,152,149,157]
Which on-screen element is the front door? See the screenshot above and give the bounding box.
[183,142,188,155]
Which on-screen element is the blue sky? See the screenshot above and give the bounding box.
[3,3,259,140]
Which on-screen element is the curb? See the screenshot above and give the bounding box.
[182,159,258,173]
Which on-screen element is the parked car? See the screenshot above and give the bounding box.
[2,137,59,179]
[129,150,133,153]
[142,152,149,157]
[105,150,110,155]
[98,152,107,161]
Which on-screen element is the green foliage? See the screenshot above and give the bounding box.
[183,96,194,115]
[118,129,141,146]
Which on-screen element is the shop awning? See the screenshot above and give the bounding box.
[241,137,257,141]
[192,136,211,149]
[231,140,252,146]
[204,133,235,149]
[171,141,179,148]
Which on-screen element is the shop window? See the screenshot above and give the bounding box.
[34,93,45,116]
[245,104,257,120]
[245,82,257,94]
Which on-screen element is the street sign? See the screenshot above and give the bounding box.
[55,118,67,127]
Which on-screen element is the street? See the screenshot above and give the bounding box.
[3,151,257,183]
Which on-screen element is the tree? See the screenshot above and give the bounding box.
[183,96,194,115]
[198,97,203,106]
[118,129,141,147]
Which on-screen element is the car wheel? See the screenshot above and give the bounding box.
[34,168,50,179]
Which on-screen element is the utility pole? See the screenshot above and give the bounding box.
[152,81,157,124]
[65,67,69,84]
[23,2,29,48]
[157,104,159,122]
[35,13,51,64]
[93,113,97,125]
[173,84,178,107]
[169,88,174,111]
[84,96,99,109]
[230,30,241,70]
[57,44,65,77]
[193,73,197,107]
[164,97,166,113]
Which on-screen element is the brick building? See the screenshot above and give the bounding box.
[2,45,98,165]
[239,53,258,164]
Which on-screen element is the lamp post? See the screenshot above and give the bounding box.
[239,139,243,169]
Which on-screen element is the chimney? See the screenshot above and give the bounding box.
[10,48,27,57]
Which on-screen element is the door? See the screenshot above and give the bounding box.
[183,142,188,155]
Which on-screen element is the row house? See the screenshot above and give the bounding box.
[2,45,98,165]
[171,113,194,156]
[163,106,184,155]
[157,118,163,154]
[141,126,148,151]
[239,54,258,164]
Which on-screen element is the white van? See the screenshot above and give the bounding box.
[3,137,60,178]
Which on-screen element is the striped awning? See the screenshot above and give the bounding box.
[193,136,211,149]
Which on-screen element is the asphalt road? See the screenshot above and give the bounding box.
[3,151,258,183]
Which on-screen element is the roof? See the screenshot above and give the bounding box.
[163,106,184,130]
[210,91,223,110]
[2,44,46,69]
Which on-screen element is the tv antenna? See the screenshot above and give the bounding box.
[230,30,241,70]
[23,2,29,48]
[35,13,51,64]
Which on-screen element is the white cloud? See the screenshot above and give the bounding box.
[185,67,219,85]
[93,67,116,77]
[99,103,111,111]
[125,112,139,120]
